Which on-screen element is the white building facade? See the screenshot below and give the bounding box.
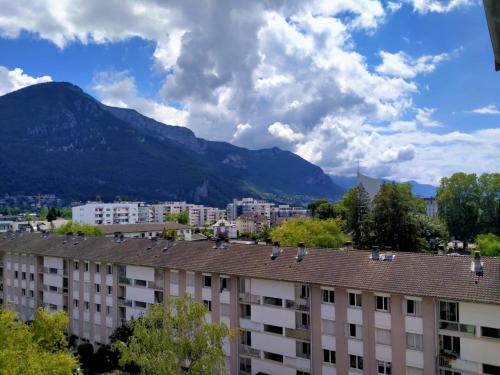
[72,202,139,225]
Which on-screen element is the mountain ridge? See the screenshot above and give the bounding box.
[0,82,343,206]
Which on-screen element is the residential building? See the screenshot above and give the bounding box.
[72,202,139,225]
[236,213,268,235]
[213,219,237,239]
[150,202,225,227]
[423,197,438,218]
[271,205,310,226]
[1,234,500,375]
[227,198,274,222]
[98,223,192,241]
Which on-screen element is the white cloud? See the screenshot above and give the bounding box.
[416,107,443,128]
[0,0,493,184]
[268,122,304,142]
[466,105,500,115]
[0,66,52,95]
[92,71,188,126]
[376,51,449,78]
[409,0,477,13]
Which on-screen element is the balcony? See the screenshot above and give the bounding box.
[118,297,132,307]
[285,298,310,311]
[118,277,131,285]
[239,344,260,358]
[285,327,310,342]
[239,293,259,304]
[147,280,164,290]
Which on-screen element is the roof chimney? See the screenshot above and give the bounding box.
[344,241,353,251]
[163,236,176,251]
[270,241,281,260]
[383,246,394,261]
[371,246,380,260]
[437,244,444,255]
[64,232,73,244]
[296,242,307,262]
[471,251,484,278]
[213,238,222,249]
[148,236,158,250]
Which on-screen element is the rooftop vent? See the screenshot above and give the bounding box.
[471,251,484,283]
[437,244,445,255]
[64,232,73,244]
[370,246,380,260]
[382,246,394,261]
[344,241,353,251]
[148,236,158,250]
[113,232,125,243]
[221,239,230,250]
[295,242,308,262]
[163,236,176,252]
[270,241,281,260]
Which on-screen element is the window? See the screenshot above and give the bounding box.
[96,303,101,313]
[73,299,79,307]
[406,299,422,316]
[95,263,100,273]
[297,371,310,375]
[299,312,310,329]
[378,360,392,375]
[350,355,363,370]
[263,351,283,363]
[264,324,283,335]
[322,319,335,335]
[21,288,26,296]
[323,349,336,364]
[376,296,390,312]
[439,371,461,375]
[49,285,58,292]
[240,357,251,373]
[481,326,500,339]
[171,271,179,284]
[106,306,112,316]
[241,330,251,346]
[323,289,335,303]
[376,328,392,345]
[439,301,458,322]
[203,275,212,287]
[30,273,34,281]
[240,304,251,319]
[95,283,100,293]
[300,285,309,299]
[203,300,212,312]
[107,285,112,295]
[135,301,147,308]
[29,290,34,298]
[107,264,112,275]
[85,262,89,272]
[14,271,18,279]
[484,363,500,374]
[221,277,228,291]
[406,333,423,351]
[440,335,460,355]
[22,272,26,280]
[49,268,58,274]
[263,296,282,307]
[84,301,89,310]
[349,292,362,307]
[74,261,79,270]
[186,272,195,287]
[134,279,147,287]
[221,303,230,316]
[349,323,362,339]
[296,341,310,359]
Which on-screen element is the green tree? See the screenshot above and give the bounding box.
[46,207,59,222]
[340,185,371,248]
[59,208,72,220]
[0,308,78,374]
[113,296,232,375]
[54,221,103,236]
[437,173,482,246]
[177,210,189,225]
[95,195,102,202]
[478,173,500,235]
[476,233,500,256]
[368,183,426,252]
[271,218,349,248]
[307,200,329,217]
[38,206,49,220]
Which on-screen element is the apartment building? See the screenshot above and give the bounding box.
[98,223,192,241]
[150,202,225,227]
[227,198,274,222]
[1,233,499,375]
[72,202,139,225]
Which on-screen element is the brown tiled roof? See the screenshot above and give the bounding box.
[98,222,190,234]
[0,233,499,305]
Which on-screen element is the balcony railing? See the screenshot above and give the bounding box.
[285,327,310,341]
[118,297,133,307]
[239,344,260,358]
[239,293,259,304]
[285,299,310,311]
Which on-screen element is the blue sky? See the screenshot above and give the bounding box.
[0,0,498,184]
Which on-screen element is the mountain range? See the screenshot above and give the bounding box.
[0,82,344,207]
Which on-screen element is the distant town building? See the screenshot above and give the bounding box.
[212,219,237,239]
[150,202,225,228]
[423,197,438,218]
[235,213,268,235]
[227,198,274,222]
[72,202,139,225]
[98,223,192,241]
[270,205,310,225]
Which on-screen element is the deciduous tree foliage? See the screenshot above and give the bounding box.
[339,185,371,248]
[0,308,78,375]
[476,233,500,257]
[54,221,103,236]
[271,218,349,248]
[113,296,232,375]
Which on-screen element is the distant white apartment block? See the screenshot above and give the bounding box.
[227,198,309,225]
[150,202,225,228]
[72,202,139,225]
[423,197,438,218]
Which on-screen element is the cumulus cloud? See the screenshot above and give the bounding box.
[409,0,477,13]
[0,0,493,184]
[466,105,500,115]
[376,51,449,78]
[92,71,188,126]
[0,66,52,95]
